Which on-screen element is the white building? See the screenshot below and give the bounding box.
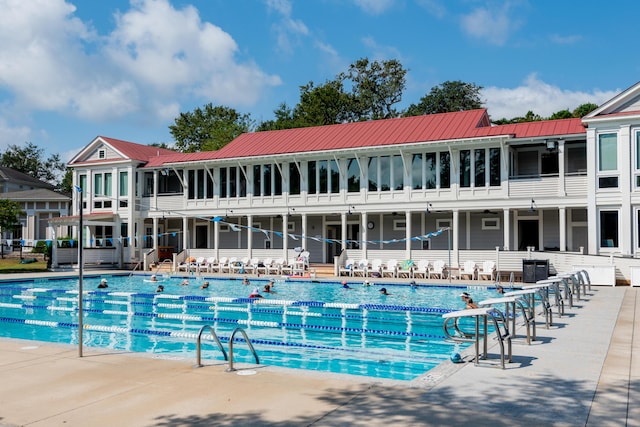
[59,81,640,281]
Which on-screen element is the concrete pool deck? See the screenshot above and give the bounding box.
[0,272,638,426]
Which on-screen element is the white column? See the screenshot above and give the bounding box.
[341,212,347,251]
[301,213,307,247]
[465,211,471,250]
[586,127,598,255]
[247,215,253,258]
[559,207,566,252]
[452,210,459,266]
[152,216,158,254]
[404,210,411,259]
[620,125,633,255]
[503,208,510,251]
[182,216,188,251]
[282,214,289,260]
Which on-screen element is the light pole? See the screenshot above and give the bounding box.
[75,185,84,357]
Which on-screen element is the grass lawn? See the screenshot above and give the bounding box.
[0,257,48,273]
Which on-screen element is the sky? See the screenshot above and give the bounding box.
[0,0,638,163]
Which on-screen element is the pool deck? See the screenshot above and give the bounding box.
[0,272,638,426]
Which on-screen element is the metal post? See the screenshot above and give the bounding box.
[447,227,451,283]
[76,186,84,357]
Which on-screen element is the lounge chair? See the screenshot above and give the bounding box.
[352,259,369,277]
[413,260,430,279]
[382,259,398,278]
[368,259,383,277]
[339,259,355,277]
[429,260,446,279]
[268,258,284,275]
[205,256,217,273]
[460,260,478,280]
[397,260,414,278]
[256,258,272,276]
[189,257,205,273]
[478,261,497,281]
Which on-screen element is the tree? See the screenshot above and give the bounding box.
[405,80,483,116]
[572,103,599,118]
[169,104,253,152]
[343,58,407,120]
[256,103,298,131]
[0,142,66,186]
[549,109,573,120]
[294,79,356,126]
[0,200,22,259]
[58,169,73,194]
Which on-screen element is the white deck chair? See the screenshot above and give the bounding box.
[256,258,272,275]
[382,259,398,278]
[367,259,383,277]
[397,260,414,278]
[339,259,355,276]
[190,257,205,273]
[231,257,250,274]
[205,257,217,273]
[221,257,236,274]
[214,257,228,274]
[478,260,496,281]
[351,259,369,277]
[281,258,295,275]
[413,260,430,279]
[429,260,446,279]
[268,258,284,275]
[460,260,478,280]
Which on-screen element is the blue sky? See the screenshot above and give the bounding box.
[0,0,637,162]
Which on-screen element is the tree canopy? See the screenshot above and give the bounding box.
[169,104,253,153]
[0,142,66,188]
[405,80,484,116]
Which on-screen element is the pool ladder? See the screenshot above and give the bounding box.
[195,325,260,372]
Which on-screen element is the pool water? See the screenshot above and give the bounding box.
[0,275,499,381]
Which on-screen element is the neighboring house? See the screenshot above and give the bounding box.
[0,167,71,250]
[62,81,640,273]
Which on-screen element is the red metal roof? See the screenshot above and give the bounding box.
[112,110,587,169]
[100,136,175,161]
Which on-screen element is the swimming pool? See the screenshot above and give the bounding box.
[0,274,499,381]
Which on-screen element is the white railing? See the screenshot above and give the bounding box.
[508,176,560,198]
[156,194,185,211]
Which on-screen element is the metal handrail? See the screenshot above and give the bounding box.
[196,325,228,367]
[226,327,260,372]
[155,259,173,275]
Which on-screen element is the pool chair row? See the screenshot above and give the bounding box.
[177,253,310,276]
[338,259,497,281]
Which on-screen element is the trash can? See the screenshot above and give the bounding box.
[523,259,549,283]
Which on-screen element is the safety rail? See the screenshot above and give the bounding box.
[480,296,536,344]
[155,259,173,275]
[196,325,228,367]
[442,307,512,369]
[128,261,141,280]
[226,327,260,372]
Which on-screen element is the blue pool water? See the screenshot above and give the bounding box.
[0,274,500,381]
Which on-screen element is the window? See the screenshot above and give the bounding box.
[319,160,328,193]
[368,157,378,191]
[393,155,403,190]
[218,168,227,198]
[436,219,451,229]
[425,153,436,189]
[411,154,422,189]
[599,133,617,171]
[144,172,154,197]
[460,150,470,188]
[188,170,195,199]
[380,156,390,191]
[119,171,128,197]
[393,219,406,230]
[347,158,359,192]
[253,165,261,196]
[600,210,618,248]
[566,142,587,174]
[475,149,485,187]
[94,173,102,196]
[330,160,339,193]
[289,163,301,195]
[307,161,316,194]
[104,173,112,197]
[440,152,450,189]
[489,147,501,186]
[482,218,500,230]
[93,173,112,197]
[79,175,87,198]
[121,223,128,247]
[98,149,105,159]
[196,170,205,199]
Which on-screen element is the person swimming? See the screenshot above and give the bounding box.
[242,276,250,285]
[249,287,263,299]
[201,281,209,289]
[460,292,478,309]
[150,275,158,282]
[97,279,108,289]
[342,280,350,289]
[264,280,276,293]
[180,279,189,286]
[156,285,164,293]
[379,287,391,295]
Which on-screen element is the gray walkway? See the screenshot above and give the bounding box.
[0,279,637,426]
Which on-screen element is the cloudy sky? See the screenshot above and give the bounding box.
[0,0,636,161]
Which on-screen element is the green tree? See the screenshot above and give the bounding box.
[405,80,483,116]
[572,103,599,118]
[58,169,73,194]
[343,58,407,120]
[1,142,66,187]
[169,104,253,152]
[0,200,22,259]
[294,79,356,126]
[549,109,573,120]
[256,103,298,131]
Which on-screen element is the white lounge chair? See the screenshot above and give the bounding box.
[429,260,446,279]
[478,260,497,281]
[460,260,478,280]
[397,260,414,278]
[339,259,355,276]
[256,258,272,276]
[205,256,217,273]
[382,259,398,278]
[352,259,369,277]
[413,260,430,279]
[368,259,383,277]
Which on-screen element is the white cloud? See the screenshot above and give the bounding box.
[460,2,522,46]
[416,0,446,19]
[0,0,281,124]
[266,0,309,53]
[353,0,395,15]
[549,34,582,45]
[361,36,404,62]
[0,118,32,152]
[482,74,618,119]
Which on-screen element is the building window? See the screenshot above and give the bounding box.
[290,163,301,195]
[119,171,128,197]
[253,165,261,196]
[319,160,328,193]
[393,155,403,190]
[94,173,102,196]
[393,219,406,230]
[600,210,618,248]
[188,170,195,199]
[307,161,316,194]
[599,133,617,171]
[436,219,451,229]
[79,174,87,197]
[475,149,486,187]
[98,149,105,159]
[425,152,436,189]
[411,153,422,189]
[460,150,471,188]
[347,158,359,192]
[440,152,450,189]
[274,164,282,196]
[263,164,272,196]
[566,142,587,175]
[368,157,378,191]
[489,147,501,186]
[196,170,205,199]
[330,160,339,193]
[482,217,500,230]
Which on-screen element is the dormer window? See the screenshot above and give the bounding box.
[98,149,105,159]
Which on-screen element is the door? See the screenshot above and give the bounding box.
[518,220,539,250]
[326,224,341,262]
